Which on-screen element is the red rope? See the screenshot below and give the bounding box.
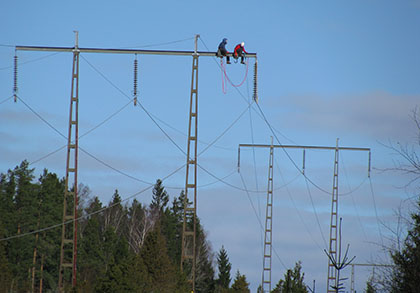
[220,59,227,94]
[220,58,249,93]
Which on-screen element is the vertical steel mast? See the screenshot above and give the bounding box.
[181,34,199,291]
[327,139,339,292]
[262,138,274,292]
[58,31,80,291]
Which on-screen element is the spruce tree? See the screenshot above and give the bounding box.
[36,169,65,291]
[195,220,215,293]
[78,197,105,291]
[95,229,133,292]
[216,246,232,290]
[231,270,250,292]
[150,179,169,212]
[138,224,177,291]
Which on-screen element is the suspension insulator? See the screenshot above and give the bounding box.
[133,57,138,106]
[13,55,18,102]
[253,60,258,103]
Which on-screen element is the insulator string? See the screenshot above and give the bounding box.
[13,54,18,102]
[133,56,138,106]
[253,60,258,103]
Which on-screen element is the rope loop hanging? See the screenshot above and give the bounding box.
[220,58,249,93]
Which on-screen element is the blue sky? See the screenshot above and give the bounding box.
[1,0,420,291]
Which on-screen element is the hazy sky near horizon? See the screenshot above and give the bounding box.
[1,1,420,291]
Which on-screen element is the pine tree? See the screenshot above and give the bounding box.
[231,270,250,292]
[216,246,232,291]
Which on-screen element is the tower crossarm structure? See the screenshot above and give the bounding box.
[350,263,394,293]
[238,140,370,293]
[15,33,257,292]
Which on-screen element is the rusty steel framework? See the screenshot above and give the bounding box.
[262,138,274,292]
[238,140,370,292]
[15,33,257,292]
[327,140,340,292]
[180,36,199,289]
[58,33,80,291]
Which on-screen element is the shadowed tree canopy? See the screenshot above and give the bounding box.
[272,261,308,293]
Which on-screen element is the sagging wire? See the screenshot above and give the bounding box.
[368,176,384,247]
[0,162,186,242]
[238,170,288,271]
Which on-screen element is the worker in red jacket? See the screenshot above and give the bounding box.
[233,42,248,64]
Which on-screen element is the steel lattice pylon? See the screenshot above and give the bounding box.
[58,35,80,291]
[181,37,199,292]
[15,34,258,292]
[327,140,339,292]
[262,139,274,293]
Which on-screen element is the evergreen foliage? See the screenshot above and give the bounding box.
[390,198,420,292]
[0,162,237,292]
[150,179,169,212]
[366,277,376,293]
[216,245,232,291]
[272,261,308,293]
[231,270,250,292]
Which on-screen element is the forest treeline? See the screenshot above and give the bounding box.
[0,161,315,292]
[0,160,255,292]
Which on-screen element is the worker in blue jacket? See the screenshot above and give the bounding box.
[217,38,231,64]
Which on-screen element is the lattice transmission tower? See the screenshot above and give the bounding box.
[15,33,257,292]
[238,139,370,292]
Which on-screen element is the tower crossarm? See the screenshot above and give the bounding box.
[15,45,257,58]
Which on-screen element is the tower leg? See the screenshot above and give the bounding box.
[181,52,199,292]
[262,138,274,293]
[327,139,339,292]
[58,49,79,291]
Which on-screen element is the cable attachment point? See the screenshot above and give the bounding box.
[13,54,18,102]
[253,60,258,103]
[133,56,138,106]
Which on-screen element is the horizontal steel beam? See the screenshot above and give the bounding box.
[15,46,257,58]
[239,144,370,152]
[352,263,394,267]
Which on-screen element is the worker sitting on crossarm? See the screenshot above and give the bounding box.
[233,42,247,64]
[217,38,231,64]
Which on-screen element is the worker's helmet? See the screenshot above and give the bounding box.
[241,42,245,47]
[223,38,228,42]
